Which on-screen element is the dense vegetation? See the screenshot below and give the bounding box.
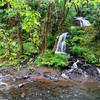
[69,26,100,65]
[0,0,100,68]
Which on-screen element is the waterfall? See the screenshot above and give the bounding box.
[75,17,91,26]
[55,32,68,54]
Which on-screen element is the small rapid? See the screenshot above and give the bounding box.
[75,17,91,26]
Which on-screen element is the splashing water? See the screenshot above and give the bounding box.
[62,60,88,80]
[71,59,80,69]
[75,17,91,26]
[97,67,100,74]
[55,32,68,54]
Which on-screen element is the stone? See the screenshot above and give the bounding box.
[16,70,31,79]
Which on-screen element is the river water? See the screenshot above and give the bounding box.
[0,79,100,100]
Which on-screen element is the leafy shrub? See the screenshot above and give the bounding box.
[71,37,81,45]
[85,54,97,63]
[71,46,87,56]
[47,34,55,49]
[24,42,38,55]
[69,26,99,64]
[71,46,97,63]
[35,50,69,68]
[69,26,83,36]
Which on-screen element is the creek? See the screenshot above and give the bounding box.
[0,17,100,100]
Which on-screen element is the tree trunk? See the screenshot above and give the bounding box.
[17,14,24,55]
[73,3,81,16]
[17,31,24,55]
[40,4,52,52]
[56,0,69,33]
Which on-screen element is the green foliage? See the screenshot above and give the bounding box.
[0,0,40,67]
[0,0,99,68]
[23,42,38,55]
[22,11,40,32]
[0,59,19,67]
[71,46,87,56]
[35,50,69,68]
[6,0,40,32]
[32,31,40,50]
[83,2,100,26]
[71,45,97,63]
[69,26,99,64]
[47,34,55,49]
[85,54,97,63]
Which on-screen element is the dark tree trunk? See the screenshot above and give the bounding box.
[56,0,69,33]
[8,43,11,55]
[40,4,52,52]
[17,31,24,55]
[17,14,24,55]
[73,3,81,16]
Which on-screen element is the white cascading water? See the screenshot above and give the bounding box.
[96,67,100,74]
[61,59,88,79]
[55,32,68,54]
[71,59,79,69]
[75,17,91,26]
[61,60,80,79]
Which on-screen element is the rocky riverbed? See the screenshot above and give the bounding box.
[0,66,100,100]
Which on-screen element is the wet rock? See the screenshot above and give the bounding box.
[0,68,16,75]
[21,92,25,98]
[0,75,15,82]
[61,73,69,79]
[96,75,100,81]
[0,74,15,91]
[18,83,25,88]
[61,68,87,80]
[16,81,32,89]
[0,81,11,91]
[34,67,59,77]
[70,68,83,75]
[49,74,59,81]
[43,72,51,78]
[16,70,31,79]
[77,60,85,67]
[67,58,100,81]
[0,82,8,88]
[80,64,98,76]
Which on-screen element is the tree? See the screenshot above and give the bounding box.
[0,0,40,55]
